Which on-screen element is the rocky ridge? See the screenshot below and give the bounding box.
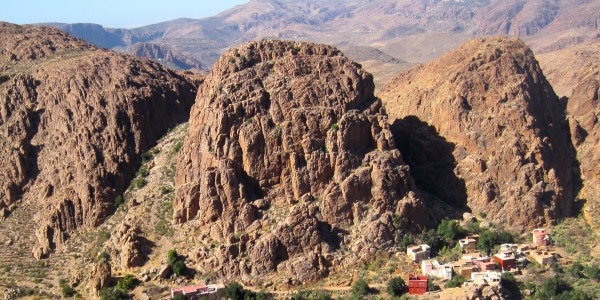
[0,22,197,258]
[379,37,576,230]
[174,40,431,283]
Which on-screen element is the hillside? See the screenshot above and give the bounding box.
[0,22,197,260]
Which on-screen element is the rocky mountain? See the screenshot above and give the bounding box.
[130,42,204,70]
[44,0,600,69]
[0,22,197,258]
[174,40,431,283]
[378,37,577,230]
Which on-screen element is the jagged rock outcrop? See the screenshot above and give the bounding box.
[89,258,111,296]
[106,222,148,269]
[0,22,197,258]
[379,37,576,230]
[175,40,430,283]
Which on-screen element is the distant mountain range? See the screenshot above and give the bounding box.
[42,0,600,73]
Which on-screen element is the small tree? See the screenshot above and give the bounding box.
[386,277,407,297]
[437,219,466,240]
[351,278,370,298]
[167,249,187,277]
[224,282,245,300]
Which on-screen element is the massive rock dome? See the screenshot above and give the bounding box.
[174,40,430,282]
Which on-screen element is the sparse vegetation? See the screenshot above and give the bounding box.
[99,287,129,300]
[114,195,123,208]
[444,274,465,288]
[59,279,76,298]
[116,274,138,291]
[173,140,184,153]
[330,123,338,131]
[97,251,110,262]
[289,289,331,300]
[224,282,257,300]
[133,178,147,188]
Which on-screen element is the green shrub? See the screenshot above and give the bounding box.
[386,277,407,297]
[137,165,149,177]
[224,282,246,300]
[60,282,76,297]
[172,260,186,276]
[167,249,186,277]
[477,229,515,255]
[133,178,146,189]
[173,141,183,153]
[351,278,370,298]
[116,274,138,291]
[330,123,339,131]
[289,290,331,300]
[536,275,571,299]
[99,287,128,300]
[445,275,465,288]
[568,261,585,278]
[114,195,123,208]
[437,219,466,240]
[173,295,187,300]
[399,234,415,251]
[583,264,600,280]
[97,251,110,262]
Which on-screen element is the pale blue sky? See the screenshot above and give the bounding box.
[0,0,249,28]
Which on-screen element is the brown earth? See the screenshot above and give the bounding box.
[378,36,577,230]
[174,40,433,284]
[0,22,197,258]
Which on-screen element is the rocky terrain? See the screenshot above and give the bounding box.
[0,22,197,258]
[379,36,577,230]
[538,40,600,98]
[174,40,432,283]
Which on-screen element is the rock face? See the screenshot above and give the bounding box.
[175,40,430,283]
[379,37,576,230]
[567,70,600,226]
[130,42,203,70]
[0,23,197,257]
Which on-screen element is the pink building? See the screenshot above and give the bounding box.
[473,257,497,271]
[171,284,224,300]
[533,228,550,246]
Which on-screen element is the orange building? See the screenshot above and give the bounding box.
[408,274,428,295]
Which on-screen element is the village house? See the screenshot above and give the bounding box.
[452,259,480,278]
[530,250,555,266]
[421,259,453,280]
[171,283,225,300]
[533,228,550,246]
[470,271,501,286]
[459,238,477,253]
[407,244,431,262]
[408,274,428,295]
[493,251,516,271]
